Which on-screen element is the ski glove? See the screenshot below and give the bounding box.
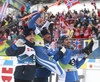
[15,39,26,47]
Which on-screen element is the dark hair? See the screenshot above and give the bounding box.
[60,35,69,43]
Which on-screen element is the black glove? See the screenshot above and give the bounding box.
[58,47,66,55]
[82,49,90,55]
[53,47,66,61]
[82,39,94,54]
[43,6,48,11]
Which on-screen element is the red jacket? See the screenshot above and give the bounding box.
[74,28,81,38]
[98,12,100,17]
[21,6,25,11]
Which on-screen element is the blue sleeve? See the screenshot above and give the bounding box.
[47,49,59,56]
[47,49,61,61]
[53,49,60,61]
[28,12,41,30]
[6,45,25,56]
[76,57,85,69]
[72,49,81,56]
[34,46,64,75]
[59,49,73,65]
[12,44,18,50]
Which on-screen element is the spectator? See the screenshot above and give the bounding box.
[0,31,7,40]
[83,26,91,39]
[74,26,81,38]
[53,26,60,42]
[10,31,17,41]
[80,26,85,38]
[97,9,100,17]
[81,20,87,30]
[90,30,97,39]
[17,14,21,19]
[24,1,31,13]
[21,5,25,16]
[97,28,100,40]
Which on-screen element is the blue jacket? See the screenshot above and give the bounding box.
[28,12,66,76]
[35,47,83,78]
[34,40,61,78]
[59,48,85,81]
[24,2,31,11]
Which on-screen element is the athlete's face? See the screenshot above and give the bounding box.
[43,34,51,42]
[25,34,35,43]
[62,37,71,48]
[36,16,43,25]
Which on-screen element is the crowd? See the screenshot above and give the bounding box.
[0,3,100,42]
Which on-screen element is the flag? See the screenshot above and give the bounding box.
[64,0,79,9]
[0,40,10,56]
[91,0,96,10]
[0,3,9,21]
[13,38,17,44]
[73,39,82,55]
[60,14,69,29]
[0,40,7,52]
[73,39,81,49]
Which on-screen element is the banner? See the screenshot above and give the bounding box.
[0,66,15,82]
[0,40,9,56]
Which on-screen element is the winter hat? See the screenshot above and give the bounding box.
[60,34,69,43]
[41,28,50,36]
[24,27,35,37]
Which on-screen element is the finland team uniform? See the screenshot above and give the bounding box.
[59,48,86,82]
[28,11,67,82]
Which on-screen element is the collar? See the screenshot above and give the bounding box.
[25,39,35,48]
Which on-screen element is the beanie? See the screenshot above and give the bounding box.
[41,28,50,36]
[24,27,35,37]
[60,34,69,43]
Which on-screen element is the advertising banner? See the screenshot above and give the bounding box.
[0,66,15,82]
